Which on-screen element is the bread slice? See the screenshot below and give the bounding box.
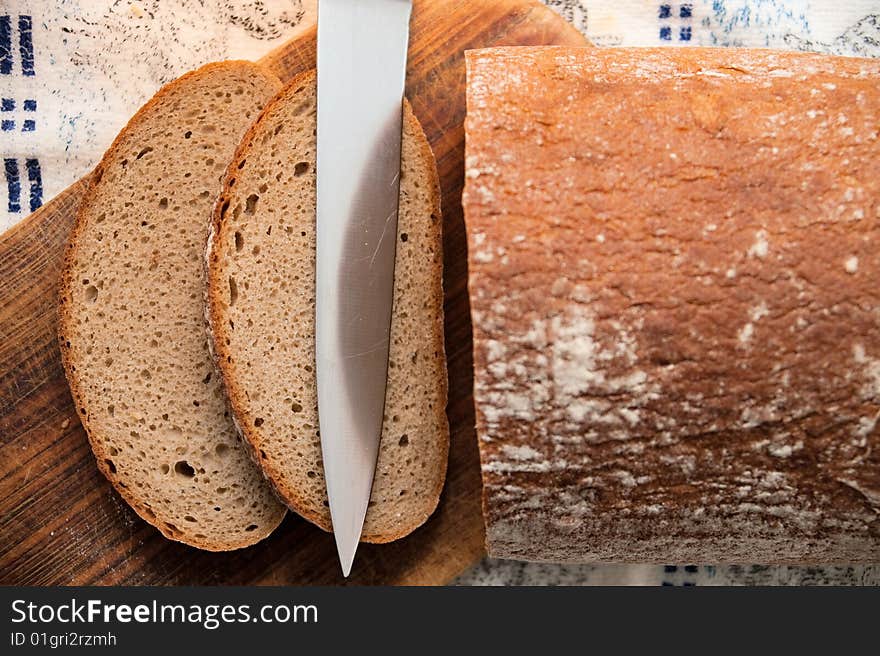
[58,61,287,551]
[206,71,449,543]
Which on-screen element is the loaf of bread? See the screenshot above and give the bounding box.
[59,62,287,551]
[206,71,449,542]
[464,47,880,562]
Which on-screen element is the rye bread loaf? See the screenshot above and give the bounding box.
[59,61,287,551]
[206,71,449,542]
[464,47,880,562]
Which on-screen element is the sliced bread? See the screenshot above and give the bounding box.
[58,61,287,551]
[206,71,449,543]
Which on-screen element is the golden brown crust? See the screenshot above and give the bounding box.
[206,70,448,543]
[465,47,880,562]
[58,61,287,552]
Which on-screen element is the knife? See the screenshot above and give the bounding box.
[315,0,413,577]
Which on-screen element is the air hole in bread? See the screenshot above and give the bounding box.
[228,277,238,305]
[184,130,192,139]
[400,232,408,242]
[294,161,309,176]
[202,372,212,384]
[291,401,302,413]
[254,417,264,428]
[234,231,244,251]
[174,460,195,478]
[215,443,229,457]
[105,459,116,473]
[245,194,259,215]
[158,197,168,209]
[159,463,169,474]
[218,198,230,220]
[136,146,153,160]
[399,434,409,447]
[84,285,99,303]
[184,515,197,522]
[245,524,258,532]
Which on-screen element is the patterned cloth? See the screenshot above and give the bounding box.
[1,0,877,584]
[0,0,313,231]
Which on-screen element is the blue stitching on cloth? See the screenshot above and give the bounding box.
[26,159,42,211]
[0,16,12,75]
[4,158,20,213]
[18,15,34,76]
[660,4,694,42]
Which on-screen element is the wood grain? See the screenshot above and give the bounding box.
[0,0,588,585]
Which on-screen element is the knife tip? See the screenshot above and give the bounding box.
[336,535,358,578]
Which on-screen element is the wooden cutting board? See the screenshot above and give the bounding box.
[0,0,587,585]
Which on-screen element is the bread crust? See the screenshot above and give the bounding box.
[58,61,287,552]
[206,70,448,543]
[465,47,880,562]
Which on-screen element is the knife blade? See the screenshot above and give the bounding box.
[315,0,413,577]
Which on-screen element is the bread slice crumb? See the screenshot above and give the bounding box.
[59,61,288,551]
[206,71,449,543]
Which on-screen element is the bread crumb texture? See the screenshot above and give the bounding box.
[464,47,880,562]
[207,72,448,543]
[59,62,287,551]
